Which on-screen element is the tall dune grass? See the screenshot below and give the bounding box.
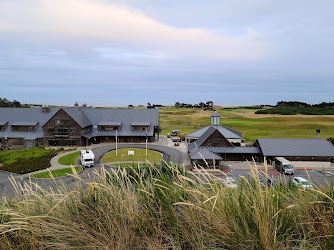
[0,162,333,249]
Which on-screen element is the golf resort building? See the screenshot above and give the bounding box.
[0,105,159,149]
[188,112,334,167]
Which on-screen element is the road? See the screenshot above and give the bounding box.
[0,143,183,198]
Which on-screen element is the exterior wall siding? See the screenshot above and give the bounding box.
[43,109,84,146]
[200,130,233,147]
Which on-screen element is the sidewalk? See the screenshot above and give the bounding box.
[23,148,85,177]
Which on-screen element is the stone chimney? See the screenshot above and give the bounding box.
[316,128,320,139]
[74,101,79,107]
[41,104,50,113]
[83,102,87,108]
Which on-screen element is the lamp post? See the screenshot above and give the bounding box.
[145,129,148,157]
[116,129,118,156]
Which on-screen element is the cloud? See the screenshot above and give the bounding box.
[0,0,271,60]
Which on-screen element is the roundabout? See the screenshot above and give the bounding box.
[101,148,163,166]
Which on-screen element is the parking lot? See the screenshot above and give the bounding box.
[193,161,334,188]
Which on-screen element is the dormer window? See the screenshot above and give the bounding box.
[131,122,150,132]
[98,122,121,131]
[11,122,38,132]
[0,121,8,131]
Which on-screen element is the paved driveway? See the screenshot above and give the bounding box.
[0,143,184,198]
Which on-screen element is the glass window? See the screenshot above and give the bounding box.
[48,128,55,133]
[64,120,70,125]
[55,120,60,125]
[27,126,33,131]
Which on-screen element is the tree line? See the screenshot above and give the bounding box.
[175,101,214,110]
[0,98,27,108]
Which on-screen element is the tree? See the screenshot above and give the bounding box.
[175,102,181,109]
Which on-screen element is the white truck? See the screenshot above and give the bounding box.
[80,149,95,167]
[275,157,294,174]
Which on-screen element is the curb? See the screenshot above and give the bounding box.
[296,169,313,171]
[0,169,20,176]
[260,168,280,175]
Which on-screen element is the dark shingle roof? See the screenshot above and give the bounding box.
[11,121,39,126]
[97,121,122,126]
[190,148,222,160]
[131,122,151,126]
[256,138,334,157]
[81,108,159,139]
[194,126,234,148]
[63,107,92,128]
[186,125,242,139]
[0,107,59,140]
[203,147,261,154]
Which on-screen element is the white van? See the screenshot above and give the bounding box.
[80,149,95,167]
[275,157,294,175]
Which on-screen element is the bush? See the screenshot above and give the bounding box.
[0,147,62,174]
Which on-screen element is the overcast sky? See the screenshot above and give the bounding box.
[1,0,333,106]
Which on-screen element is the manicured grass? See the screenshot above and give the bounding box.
[158,106,334,143]
[0,146,62,174]
[58,151,80,165]
[29,167,82,178]
[102,148,162,163]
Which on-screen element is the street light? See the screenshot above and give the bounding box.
[145,129,148,156]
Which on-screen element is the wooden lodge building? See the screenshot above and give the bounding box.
[188,112,334,167]
[0,105,159,149]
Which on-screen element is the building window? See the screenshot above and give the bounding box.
[48,128,55,133]
[213,140,221,147]
[70,128,77,134]
[27,126,33,131]
[55,120,60,125]
[133,127,139,131]
[13,126,19,131]
[64,120,70,125]
[100,126,105,131]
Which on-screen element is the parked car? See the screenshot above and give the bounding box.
[267,178,281,188]
[224,177,237,188]
[258,178,267,188]
[293,177,314,189]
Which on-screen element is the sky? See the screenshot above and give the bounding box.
[0,0,333,107]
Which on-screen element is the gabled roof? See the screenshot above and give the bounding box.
[186,125,242,139]
[189,148,222,160]
[63,107,92,128]
[194,126,234,148]
[256,138,334,157]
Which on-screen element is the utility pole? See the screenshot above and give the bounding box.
[116,129,118,156]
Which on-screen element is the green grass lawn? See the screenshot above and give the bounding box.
[102,148,162,163]
[58,151,80,165]
[158,106,334,143]
[0,146,62,174]
[29,167,82,178]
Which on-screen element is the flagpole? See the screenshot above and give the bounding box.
[116,129,118,156]
[146,129,148,156]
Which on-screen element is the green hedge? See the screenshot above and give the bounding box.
[255,107,334,115]
[0,147,62,174]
